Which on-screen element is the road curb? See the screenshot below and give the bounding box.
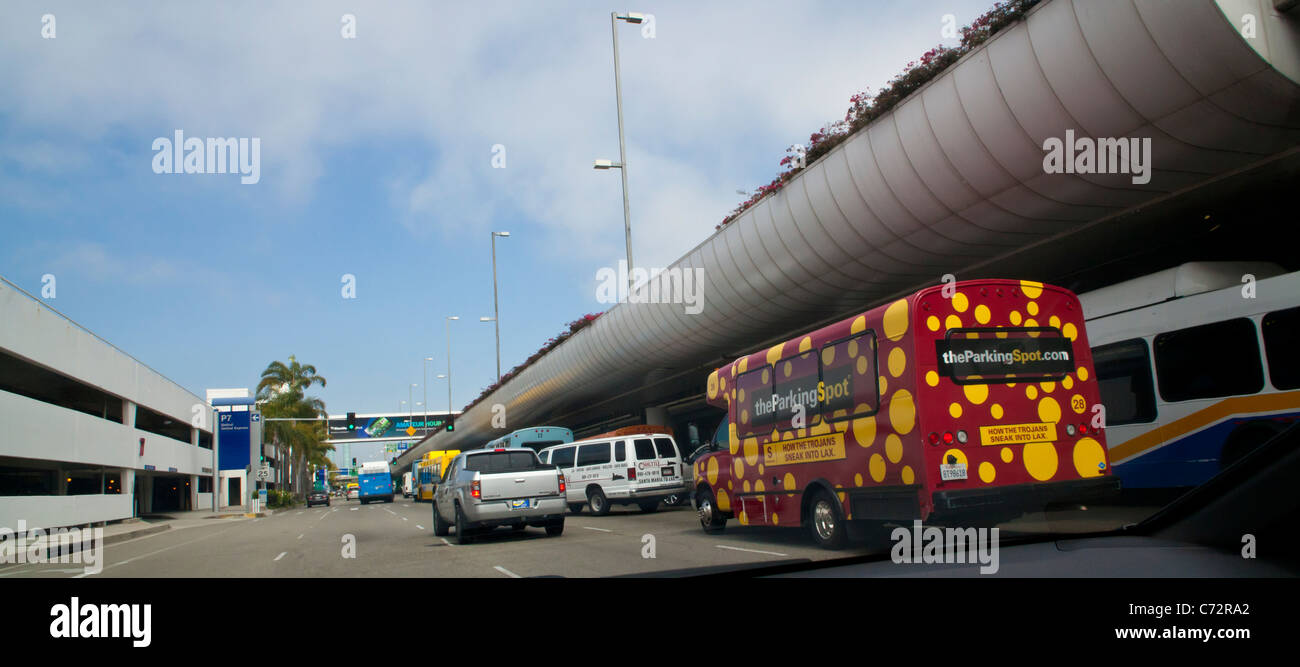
[103,523,170,545]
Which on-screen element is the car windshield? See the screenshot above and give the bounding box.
[7,0,1296,591]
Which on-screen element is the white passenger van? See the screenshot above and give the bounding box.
[539,434,689,515]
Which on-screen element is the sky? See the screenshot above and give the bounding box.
[1,0,995,423]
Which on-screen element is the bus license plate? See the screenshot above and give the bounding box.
[509,499,531,509]
[940,463,967,481]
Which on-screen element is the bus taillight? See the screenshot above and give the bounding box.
[928,432,940,446]
[628,467,637,481]
[942,432,954,445]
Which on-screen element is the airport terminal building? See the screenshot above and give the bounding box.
[0,277,218,531]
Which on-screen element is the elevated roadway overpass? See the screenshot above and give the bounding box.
[396,0,1300,472]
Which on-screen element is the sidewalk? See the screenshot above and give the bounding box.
[97,506,278,544]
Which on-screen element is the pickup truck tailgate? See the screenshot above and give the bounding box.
[464,450,560,500]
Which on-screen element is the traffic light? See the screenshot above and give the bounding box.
[347,412,356,431]
[352,458,357,467]
[446,417,454,432]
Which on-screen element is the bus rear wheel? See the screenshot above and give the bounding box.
[808,490,847,550]
[697,487,726,534]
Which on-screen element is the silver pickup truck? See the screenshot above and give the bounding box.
[432,448,566,544]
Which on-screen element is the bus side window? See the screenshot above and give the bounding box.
[736,366,773,438]
[615,440,626,463]
[819,331,879,423]
[1154,318,1264,402]
[1093,339,1157,425]
[1262,306,1300,390]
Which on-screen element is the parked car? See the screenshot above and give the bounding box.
[433,448,566,544]
[306,489,330,507]
[539,434,688,515]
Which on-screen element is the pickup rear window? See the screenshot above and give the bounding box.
[463,451,548,474]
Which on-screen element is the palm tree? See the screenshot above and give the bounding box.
[256,356,331,500]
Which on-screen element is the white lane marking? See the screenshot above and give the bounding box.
[416,525,425,531]
[441,538,454,547]
[583,526,613,532]
[494,566,521,579]
[297,534,303,540]
[350,508,359,511]
[402,517,408,521]
[274,552,287,561]
[715,545,789,557]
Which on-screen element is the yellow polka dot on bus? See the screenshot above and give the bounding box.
[729,423,738,452]
[766,343,784,365]
[761,368,769,385]
[991,403,1004,419]
[782,361,792,378]
[1063,323,1078,341]
[885,434,902,463]
[1061,376,1073,390]
[719,376,726,392]
[1027,301,1039,316]
[1010,310,1022,326]
[927,315,940,332]
[854,473,863,486]
[738,357,748,373]
[743,437,759,466]
[857,356,869,375]
[945,314,962,330]
[771,513,779,525]
[926,370,939,387]
[869,454,886,482]
[1077,366,1089,381]
[759,463,765,476]
[811,421,831,436]
[851,315,867,335]
[1026,385,1038,400]
[979,462,996,484]
[783,472,796,493]
[974,304,991,324]
[1038,397,1061,423]
[798,336,812,353]
[734,458,744,479]
[741,409,750,425]
[888,347,906,377]
[1020,280,1043,298]
[883,300,909,340]
[963,383,988,405]
[717,489,730,511]
[1073,437,1106,478]
[738,388,746,404]
[952,292,969,313]
[1071,394,1087,414]
[1049,315,1060,329]
[821,347,834,366]
[949,402,963,419]
[707,457,719,485]
[1022,442,1058,481]
[707,372,718,399]
[901,466,915,484]
[878,375,888,395]
[852,415,876,448]
[755,480,765,493]
[889,390,916,434]
[739,511,748,525]
[1000,447,1014,463]
[1040,381,1055,393]
[743,480,750,493]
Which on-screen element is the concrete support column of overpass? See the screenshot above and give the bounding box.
[644,406,669,427]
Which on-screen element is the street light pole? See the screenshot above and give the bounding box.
[445,316,459,421]
[423,357,432,433]
[490,231,509,383]
[611,12,638,291]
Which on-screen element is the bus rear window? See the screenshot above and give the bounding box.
[652,438,677,459]
[936,328,1074,383]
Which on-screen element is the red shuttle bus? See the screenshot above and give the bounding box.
[693,279,1119,548]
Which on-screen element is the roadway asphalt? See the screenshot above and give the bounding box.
[1,496,1152,578]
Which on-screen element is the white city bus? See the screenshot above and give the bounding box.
[1079,262,1300,491]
